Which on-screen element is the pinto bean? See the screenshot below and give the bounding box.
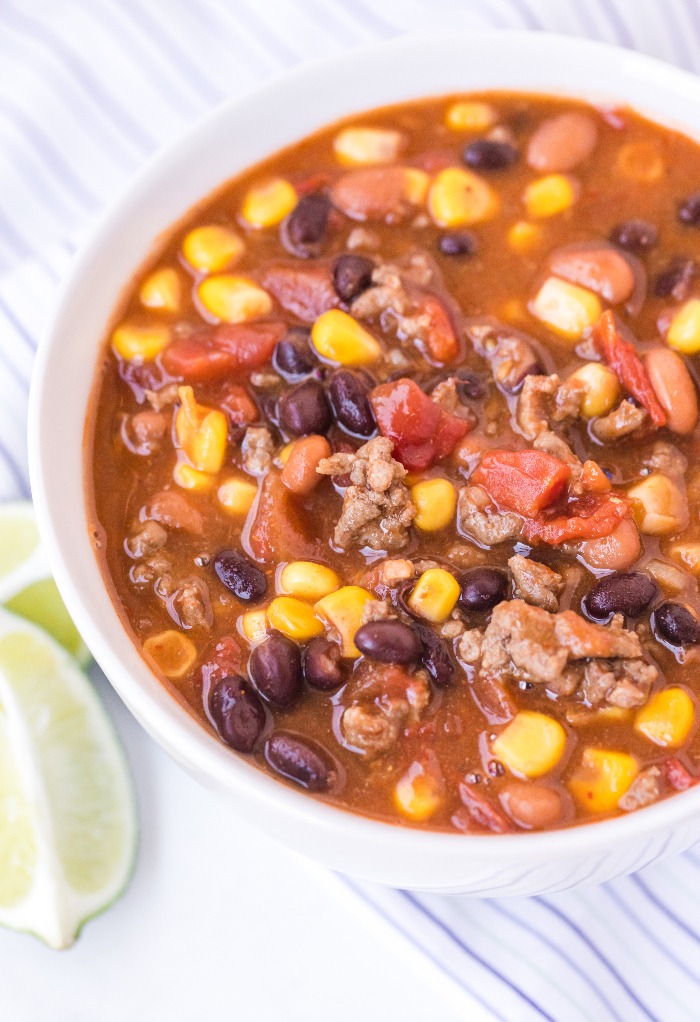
[526,112,598,172]
[145,490,204,535]
[579,518,641,571]
[281,434,331,494]
[548,242,636,305]
[500,781,563,830]
[644,348,699,435]
[330,167,417,221]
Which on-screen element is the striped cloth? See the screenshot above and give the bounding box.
[3,2,700,1019]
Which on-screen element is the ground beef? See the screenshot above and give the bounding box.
[317,437,416,551]
[619,766,663,811]
[155,573,212,630]
[458,484,522,547]
[591,400,647,443]
[346,226,380,251]
[508,554,564,612]
[350,263,412,321]
[515,374,584,439]
[583,657,657,708]
[457,628,484,664]
[144,383,179,411]
[430,377,478,424]
[242,426,274,475]
[466,318,543,393]
[126,520,168,559]
[645,440,687,478]
[360,598,397,625]
[340,662,431,757]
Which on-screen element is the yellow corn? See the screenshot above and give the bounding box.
[279,561,340,602]
[139,267,182,312]
[174,459,215,491]
[568,362,620,418]
[615,140,664,183]
[507,220,543,253]
[276,441,295,467]
[314,586,374,658]
[529,277,602,341]
[311,309,382,366]
[667,299,700,355]
[175,385,228,474]
[627,474,687,536]
[267,596,324,642]
[218,476,258,515]
[411,478,457,532]
[523,174,577,218]
[670,542,700,574]
[143,630,197,679]
[492,711,566,778]
[333,126,404,166]
[393,759,444,822]
[240,609,268,645]
[407,568,460,623]
[112,322,170,362]
[445,100,496,132]
[182,224,245,273]
[569,747,639,813]
[635,688,695,748]
[428,167,498,227]
[403,168,431,205]
[241,178,297,228]
[197,275,272,324]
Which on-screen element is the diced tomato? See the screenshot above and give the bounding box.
[595,310,667,428]
[416,295,460,364]
[664,757,696,791]
[522,492,630,545]
[247,470,324,564]
[218,383,259,427]
[260,265,339,323]
[201,636,243,689]
[370,378,469,471]
[471,450,571,518]
[162,322,285,382]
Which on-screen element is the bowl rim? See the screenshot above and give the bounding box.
[28,28,700,875]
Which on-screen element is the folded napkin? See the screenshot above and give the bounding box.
[3,2,700,1020]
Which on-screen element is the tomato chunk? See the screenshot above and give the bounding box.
[370,378,469,471]
[247,470,324,564]
[471,450,571,518]
[664,757,695,791]
[218,383,259,427]
[522,492,630,545]
[162,321,285,381]
[416,295,460,364]
[595,310,667,427]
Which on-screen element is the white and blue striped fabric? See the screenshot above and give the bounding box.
[4,2,700,1019]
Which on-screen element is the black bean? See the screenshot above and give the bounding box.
[438,231,477,257]
[249,630,302,708]
[354,620,422,664]
[303,636,344,691]
[653,602,700,647]
[582,571,658,621]
[273,328,316,379]
[415,623,454,687]
[209,675,266,753]
[214,550,267,603]
[654,257,696,301]
[328,369,377,437]
[281,193,332,258]
[277,378,331,436]
[609,218,658,253]
[333,254,374,303]
[463,138,518,171]
[265,730,337,791]
[460,567,509,614]
[455,369,487,401]
[678,193,700,227]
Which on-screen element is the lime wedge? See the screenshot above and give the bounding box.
[0,502,90,666]
[0,608,137,948]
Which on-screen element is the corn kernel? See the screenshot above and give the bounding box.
[112,322,170,362]
[445,100,496,132]
[139,267,182,312]
[279,561,340,602]
[175,385,228,474]
[197,275,272,323]
[276,441,295,467]
[241,178,297,228]
[667,299,700,355]
[333,126,404,166]
[569,747,639,813]
[267,596,324,642]
[311,309,382,365]
[670,542,700,575]
[507,220,543,253]
[182,224,245,273]
[529,277,602,340]
[635,688,694,748]
[645,558,689,594]
[174,459,215,491]
[240,609,268,645]
[492,711,566,778]
[411,478,456,532]
[403,168,431,205]
[143,630,197,679]
[428,167,498,227]
[393,758,444,821]
[218,476,258,515]
[568,362,620,418]
[615,140,664,183]
[314,586,374,657]
[407,568,460,623]
[523,174,577,218]
[627,473,687,536]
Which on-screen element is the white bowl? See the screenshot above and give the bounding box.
[29,30,700,894]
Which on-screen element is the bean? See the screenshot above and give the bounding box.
[582,571,657,620]
[580,519,641,572]
[281,434,331,495]
[214,550,267,603]
[463,138,518,171]
[303,636,344,690]
[354,620,422,664]
[249,630,302,707]
[209,675,266,753]
[500,782,563,830]
[273,328,316,379]
[644,348,699,435]
[549,242,635,305]
[654,257,696,301]
[328,369,377,437]
[654,602,700,647]
[415,623,454,687]
[332,253,374,303]
[526,112,598,172]
[265,730,337,791]
[678,192,700,227]
[459,567,509,613]
[455,370,487,400]
[438,231,477,257]
[277,378,331,436]
[330,166,411,221]
[609,218,658,253]
[281,193,331,258]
